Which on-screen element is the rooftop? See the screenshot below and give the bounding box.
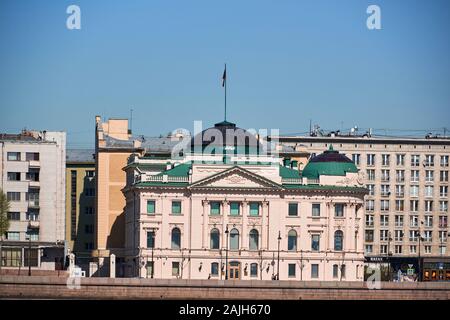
[67,149,95,163]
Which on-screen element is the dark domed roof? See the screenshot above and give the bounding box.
[302,145,358,179]
[189,120,263,155]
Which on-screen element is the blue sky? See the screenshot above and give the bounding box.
[0,0,449,148]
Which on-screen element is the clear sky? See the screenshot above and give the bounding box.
[1,0,449,148]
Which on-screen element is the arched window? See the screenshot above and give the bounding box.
[334,230,343,251]
[171,227,181,249]
[333,264,339,278]
[230,228,239,250]
[210,228,220,249]
[249,229,259,250]
[288,230,297,251]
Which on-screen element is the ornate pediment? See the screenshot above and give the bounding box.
[190,166,282,190]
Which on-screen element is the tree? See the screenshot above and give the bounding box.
[0,188,11,271]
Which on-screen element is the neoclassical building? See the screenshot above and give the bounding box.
[122,121,367,281]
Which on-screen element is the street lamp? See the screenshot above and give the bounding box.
[225,225,229,280]
[417,220,424,282]
[276,231,281,280]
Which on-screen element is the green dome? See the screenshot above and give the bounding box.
[302,145,358,179]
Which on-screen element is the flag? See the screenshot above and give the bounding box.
[222,66,226,87]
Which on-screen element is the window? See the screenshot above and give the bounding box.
[441,155,449,167]
[395,215,404,227]
[410,185,419,197]
[380,200,389,211]
[352,154,360,165]
[367,184,375,196]
[410,215,419,228]
[172,262,180,277]
[333,264,339,278]
[7,192,20,201]
[84,224,94,234]
[409,231,418,242]
[425,246,431,254]
[85,242,94,250]
[26,153,39,161]
[424,231,432,242]
[288,230,297,251]
[425,155,434,166]
[410,200,419,212]
[395,185,404,197]
[439,216,448,229]
[312,203,320,217]
[440,201,448,212]
[425,170,434,183]
[365,245,373,254]
[440,186,448,198]
[288,264,296,278]
[86,170,95,178]
[425,215,433,228]
[380,245,388,255]
[381,170,390,182]
[7,212,20,220]
[171,228,181,249]
[7,172,20,181]
[410,170,419,183]
[210,229,220,249]
[249,229,259,250]
[210,202,221,215]
[365,230,374,242]
[394,230,403,241]
[85,188,95,197]
[85,207,94,215]
[440,171,448,182]
[425,200,433,212]
[250,263,258,277]
[147,200,155,214]
[7,152,20,161]
[147,231,155,248]
[334,204,344,217]
[396,154,405,166]
[1,248,22,267]
[26,211,39,222]
[365,215,374,227]
[366,200,374,211]
[341,265,346,279]
[382,154,390,166]
[395,200,404,211]
[6,232,20,241]
[146,262,154,277]
[288,203,298,216]
[380,215,389,227]
[395,245,402,254]
[367,169,375,181]
[367,154,375,166]
[249,202,260,216]
[411,155,420,167]
[396,170,405,183]
[311,264,319,279]
[172,201,181,215]
[211,262,219,276]
[381,185,390,197]
[334,230,343,251]
[230,228,239,250]
[311,234,320,251]
[230,202,240,216]
[380,230,389,242]
[439,230,448,241]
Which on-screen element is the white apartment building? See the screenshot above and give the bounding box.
[0,130,66,271]
[272,133,450,282]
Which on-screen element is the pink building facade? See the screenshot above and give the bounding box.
[123,121,367,281]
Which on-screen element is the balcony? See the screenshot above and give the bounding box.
[28,200,40,209]
[28,160,40,168]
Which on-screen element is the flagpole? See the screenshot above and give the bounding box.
[224,63,227,122]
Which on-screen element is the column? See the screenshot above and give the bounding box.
[242,201,249,250]
[262,201,269,250]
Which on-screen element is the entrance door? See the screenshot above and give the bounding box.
[228,261,241,279]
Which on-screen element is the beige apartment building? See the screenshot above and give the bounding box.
[271,132,450,281]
